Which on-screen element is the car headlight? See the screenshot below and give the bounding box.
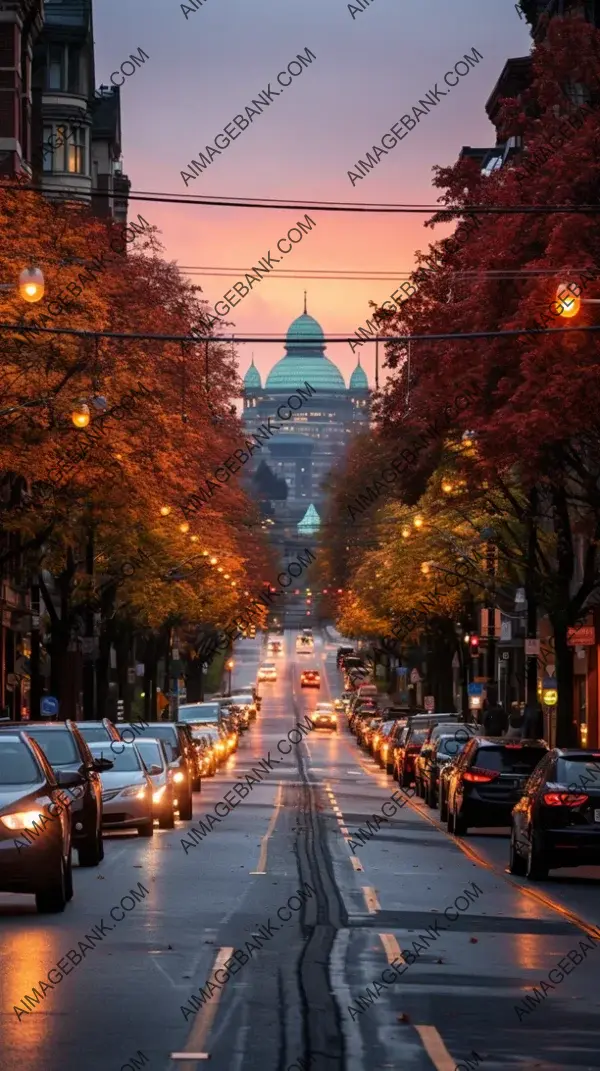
[173,771,185,783]
[121,785,147,798]
[217,743,225,753]
[0,809,46,830]
[153,786,166,804]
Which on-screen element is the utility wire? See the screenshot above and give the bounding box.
[1,182,599,214]
[2,322,600,344]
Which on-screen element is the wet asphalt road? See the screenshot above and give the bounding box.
[1,630,600,1071]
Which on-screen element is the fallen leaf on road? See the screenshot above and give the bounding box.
[469,937,478,943]
[397,1013,411,1022]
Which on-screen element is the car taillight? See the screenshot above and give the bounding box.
[543,792,589,807]
[463,768,499,783]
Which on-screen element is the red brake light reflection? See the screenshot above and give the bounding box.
[464,768,499,783]
[543,792,589,807]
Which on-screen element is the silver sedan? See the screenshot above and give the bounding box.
[88,742,154,837]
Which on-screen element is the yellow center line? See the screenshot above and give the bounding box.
[340,825,349,834]
[175,945,234,1069]
[350,855,364,871]
[250,782,283,875]
[414,1025,456,1071]
[379,932,404,964]
[362,885,380,913]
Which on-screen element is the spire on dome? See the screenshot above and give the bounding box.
[303,290,307,315]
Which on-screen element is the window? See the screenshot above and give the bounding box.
[48,43,64,90]
[89,744,141,772]
[26,729,79,765]
[67,45,83,94]
[67,126,86,173]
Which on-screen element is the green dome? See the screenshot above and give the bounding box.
[349,358,368,390]
[265,306,346,392]
[243,358,261,389]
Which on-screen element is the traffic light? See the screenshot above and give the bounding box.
[469,635,479,656]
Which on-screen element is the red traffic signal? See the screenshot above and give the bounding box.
[469,635,479,655]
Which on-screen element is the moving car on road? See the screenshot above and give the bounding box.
[510,748,600,880]
[258,662,277,682]
[310,702,337,730]
[135,738,176,829]
[268,639,283,656]
[300,669,320,688]
[0,720,109,868]
[0,732,82,912]
[89,741,154,837]
[446,737,549,836]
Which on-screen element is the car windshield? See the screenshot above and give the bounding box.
[89,744,142,772]
[231,695,252,705]
[437,736,467,758]
[556,756,600,790]
[195,727,220,742]
[474,745,547,773]
[78,725,112,742]
[0,738,43,785]
[380,721,395,735]
[135,739,164,770]
[178,703,220,723]
[141,725,180,759]
[24,728,79,765]
[262,664,276,671]
[409,730,428,744]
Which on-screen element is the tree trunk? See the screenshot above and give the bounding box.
[553,619,577,747]
[427,619,455,712]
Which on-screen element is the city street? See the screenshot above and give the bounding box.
[2,630,599,1071]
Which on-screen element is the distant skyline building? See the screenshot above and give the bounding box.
[242,298,370,525]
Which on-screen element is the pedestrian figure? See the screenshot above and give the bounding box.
[522,702,544,740]
[482,690,508,736]
[505,701,523,739]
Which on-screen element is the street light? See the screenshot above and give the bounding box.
[18,267,45,303]
[226,657,234,695]
[71,400,90,428]
[555,283,581,318]
[413,515,424,529]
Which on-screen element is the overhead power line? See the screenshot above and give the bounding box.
[1,182,599,215]
[3,322,600,344]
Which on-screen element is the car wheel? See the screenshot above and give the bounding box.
[386,761,394,775]
[453,805,468,836]
[192,775,201,792]
[65,853,74,901]
[137,820,154,837]
[179,792,193,821]
[446,803,455,833]
[400,767,411,788]
[526,831,549,881]
[35,854,67,913]
[509,826,527,876]
[98,832,105,861]
[428,783,437,809]
[159,807,175,829]
[78,827,103,867]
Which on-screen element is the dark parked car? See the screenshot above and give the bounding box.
[421,733,473,809]
[358,717,383,751]
[510,748,600,880]
[118,722,194,820]
[393,727,429,787]
[75,718,121,745]
[0,720,111,867]
[446,737,549,836]
[0,732,85,912]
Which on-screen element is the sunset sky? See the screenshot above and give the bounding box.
[94,0,531,388]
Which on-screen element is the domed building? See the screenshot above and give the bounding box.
[242,299,370,526]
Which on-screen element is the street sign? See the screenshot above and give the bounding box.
[424,695,435,711]
[116,699,125,721]
[500,619,512,642]
[41,696,59,716]
[136,663,145,677]
[468,682,484,696]
[525,638,540,655]
[567,625,595,646]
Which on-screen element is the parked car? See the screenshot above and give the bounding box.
[310,702,337,731]
[0,732,83,912]
[446,737,549,836]
[510,748,600,880]
[258,662,277,682]
[358,717,383,751]
[349,701,379,735]
[0,720,110,867]
[75,718,121,745]
[89,741,154,837]
[229,693,256,730]
[393,726,429,786]
[421,733,477,809]
[134,738,176,829]
[119,722,194,820]
[300,669,320,688]
[192,732,219,777]
[178,701,222,726]
[373,720,399,768]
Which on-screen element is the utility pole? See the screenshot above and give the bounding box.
[82,524,96,719]
[30,568,41,720]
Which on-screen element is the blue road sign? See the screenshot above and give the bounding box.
[41,696,59,716]
[467,683,484,696]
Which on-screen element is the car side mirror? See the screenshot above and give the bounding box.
[56,768,88,787]
[92,757,114,772]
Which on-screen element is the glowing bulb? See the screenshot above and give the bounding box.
[224,573,230,579]
[202,550,209,556]
[160,506,171,517]
[555,282,581,318]
[19,266,44,303]
[442,481,453,494]
[179,522,190,533]
[421,561,430,575]
[71,401,90,428]
[210,557,218,565]
[217,567,223,573]
[190,535,199,542]
[401,526,411,539]
[413,515,424,529]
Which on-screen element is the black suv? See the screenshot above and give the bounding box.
[0,720,111,867]
[116,722,194,820]
[446,737,549,835]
